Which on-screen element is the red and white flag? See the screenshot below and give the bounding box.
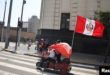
[75,16,105,37]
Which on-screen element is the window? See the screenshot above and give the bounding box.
[60,13,70,30]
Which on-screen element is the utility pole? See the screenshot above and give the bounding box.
[14,18,20,52]
[17,0,26,46]
[5,0,13,49]
[1,0,7,42]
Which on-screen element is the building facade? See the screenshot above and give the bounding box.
[38,0,110,64]
[40,0,110,31]
[22,21,28,32]
[28,16,40,34]
[23,22,28,29]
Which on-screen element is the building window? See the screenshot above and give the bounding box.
[60,13,70,30]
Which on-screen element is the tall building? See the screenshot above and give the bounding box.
[28,16,40,34]
[22,21,28,32]
[38,0,110,58]
[38,0,110,65]
[40,0,110,31]
[23,22,28,29]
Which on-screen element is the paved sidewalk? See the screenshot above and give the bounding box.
[71,53,110,65]
[0,42,38,55]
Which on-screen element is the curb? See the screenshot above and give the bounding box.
[24,53,41,58]
[2,49,13,52]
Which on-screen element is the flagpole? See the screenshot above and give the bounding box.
[71,17,77,49]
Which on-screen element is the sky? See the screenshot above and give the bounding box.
[0,0,41,27]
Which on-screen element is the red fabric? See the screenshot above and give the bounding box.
[75,16,105,38]
[93,20,105,37]
[49,43,72,58]
[75,16,86,34]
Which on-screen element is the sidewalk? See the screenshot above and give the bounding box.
[71,53,110,66]
[0,42,110,66]
[0,42,38,55]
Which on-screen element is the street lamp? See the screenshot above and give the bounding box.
[21,0,26,21]
[17,0,26,46]
[5,0,13,49]
[14,0,26,52]
[1,0,7,42]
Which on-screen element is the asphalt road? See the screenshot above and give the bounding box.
[0,51,98,75]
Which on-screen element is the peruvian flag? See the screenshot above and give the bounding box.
[75,16,105,37]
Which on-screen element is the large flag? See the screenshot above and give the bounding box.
[75,16,105,37]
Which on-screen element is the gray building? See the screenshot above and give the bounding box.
[28,16,40,34]
[22,21,28,32]
[40,0,110,31]
[38,0,110,65]
[23,22,28,29]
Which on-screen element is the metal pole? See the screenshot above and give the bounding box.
[18,0,26,46]
[5,0,13,49]
[21,0,26,21]
[14,18,20,52]
[71,18,77,49]
[1,0,7,42]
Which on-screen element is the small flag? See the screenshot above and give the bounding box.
[75,16,105,38]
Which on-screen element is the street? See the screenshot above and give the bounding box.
[0,51,99,75]
[0,0,110,75]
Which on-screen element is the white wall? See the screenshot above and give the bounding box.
[40,0,110,31]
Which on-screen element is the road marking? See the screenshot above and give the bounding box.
[70,66,98,75]
[72,63,96,68]
[72,66,98,73]
[70,70,98,75]
[0,57,98,75]
[0,51,98,75]
[0,70,18,75]
[1,51,39,60]
[0,57,6,60]
[0,56,37,67]
[0,62,41,75]
[0,53,38,62]
[71,71,98,75]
